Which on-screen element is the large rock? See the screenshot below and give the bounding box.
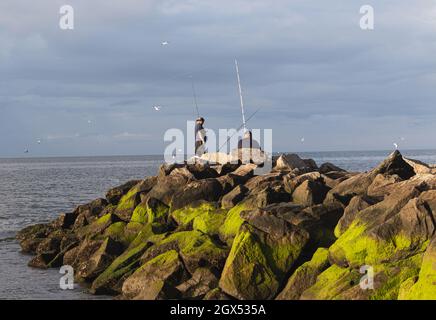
[114,177,157,221]
[76,237,124,282]
[221,185,249,209]
[106,180,142,205]
[292,180,330,207]
[175,268,219,299]
[219,217,309,300]
[122,250,188,300]
[171,179,224,211]
[276,248,330,300]
[274,154,313,171]
[329,183,433,268]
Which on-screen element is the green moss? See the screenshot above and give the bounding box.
[76,213,113,238]
[116,185,139,212]
[130,202,148,224]
[128,223,167,249]
[369,254,423,300]
[159,230,227,259]
[219,227,278,299]
[192,210,226,236]
[91,241,151,294]
[135,249,179,273]
[219,203,248,245]
[171,202,217,226]
[400,250,436,299]
[301,264,361,300]
[329,220,429,267]
[130,200,169,231]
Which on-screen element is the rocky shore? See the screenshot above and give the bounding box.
[17,151,436,300]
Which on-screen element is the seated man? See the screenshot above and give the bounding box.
[237,130,261,150]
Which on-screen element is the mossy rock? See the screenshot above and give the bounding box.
[122,250,188,299]
[170,202,218,226]
[300,264,361,300]
[399,237,436,300]
[219,223,308,300]
[90,241,153,294]
[192,210,227,236]
[219,203,250,245]
[102,222,132,247]
[76,213,118,239]
[276,248,330,300]
[329,198,434,267]
[131,197,170,233]
[142,230,229,274]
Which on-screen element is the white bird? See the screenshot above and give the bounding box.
[153,105,162,111]
[393,143,398,150]
[161,41,169,46]
[301,137,305,143]
[37,139,41,144]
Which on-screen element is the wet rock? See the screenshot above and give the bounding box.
[122,250,188,299]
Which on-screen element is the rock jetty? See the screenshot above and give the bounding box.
[17,151,436,300]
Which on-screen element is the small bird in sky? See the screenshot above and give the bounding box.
[153,105,162,111]
[301,137,305,143]
[161,41,169,46]
[24,149,29,154]
[37,139,41,144]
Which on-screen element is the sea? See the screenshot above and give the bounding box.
[1,150,435,300]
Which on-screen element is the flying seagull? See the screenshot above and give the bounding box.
[161,41,169,46]
[37,139,41,144]
[301,137,305,143]
[153,105,162,111]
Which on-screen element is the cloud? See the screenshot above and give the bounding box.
[1,0,436,156]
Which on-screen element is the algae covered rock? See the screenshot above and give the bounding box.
[122,250,188,299]
[276,248,330,300]
[219,221,309,299]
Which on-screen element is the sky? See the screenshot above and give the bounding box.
[1,0,436,157]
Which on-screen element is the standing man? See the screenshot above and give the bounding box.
[195,117,207,156]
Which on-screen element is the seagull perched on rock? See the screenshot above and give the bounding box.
[393,143,399,150]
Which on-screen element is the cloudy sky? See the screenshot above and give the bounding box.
[1,0,436,157]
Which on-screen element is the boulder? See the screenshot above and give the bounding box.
[76,237,124,282]
[274,154,309,171]
[114,177,158,221]
[171,179,224,211]
[221,185,249,209]
[276,248,330,300]
[176,268,219,299]
[106,180,142,205]
[219,219,309,299]
[122,250,188,299]
[292,180,330,207]
[319,162,346,174]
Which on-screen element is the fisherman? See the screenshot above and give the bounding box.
[195,117,207,156]
[238,130,261,150]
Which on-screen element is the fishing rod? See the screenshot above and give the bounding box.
[217,107,261,152]
[235,59,247,132]
[190,76,200,118]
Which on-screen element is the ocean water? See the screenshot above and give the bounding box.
[0,150,435,300]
